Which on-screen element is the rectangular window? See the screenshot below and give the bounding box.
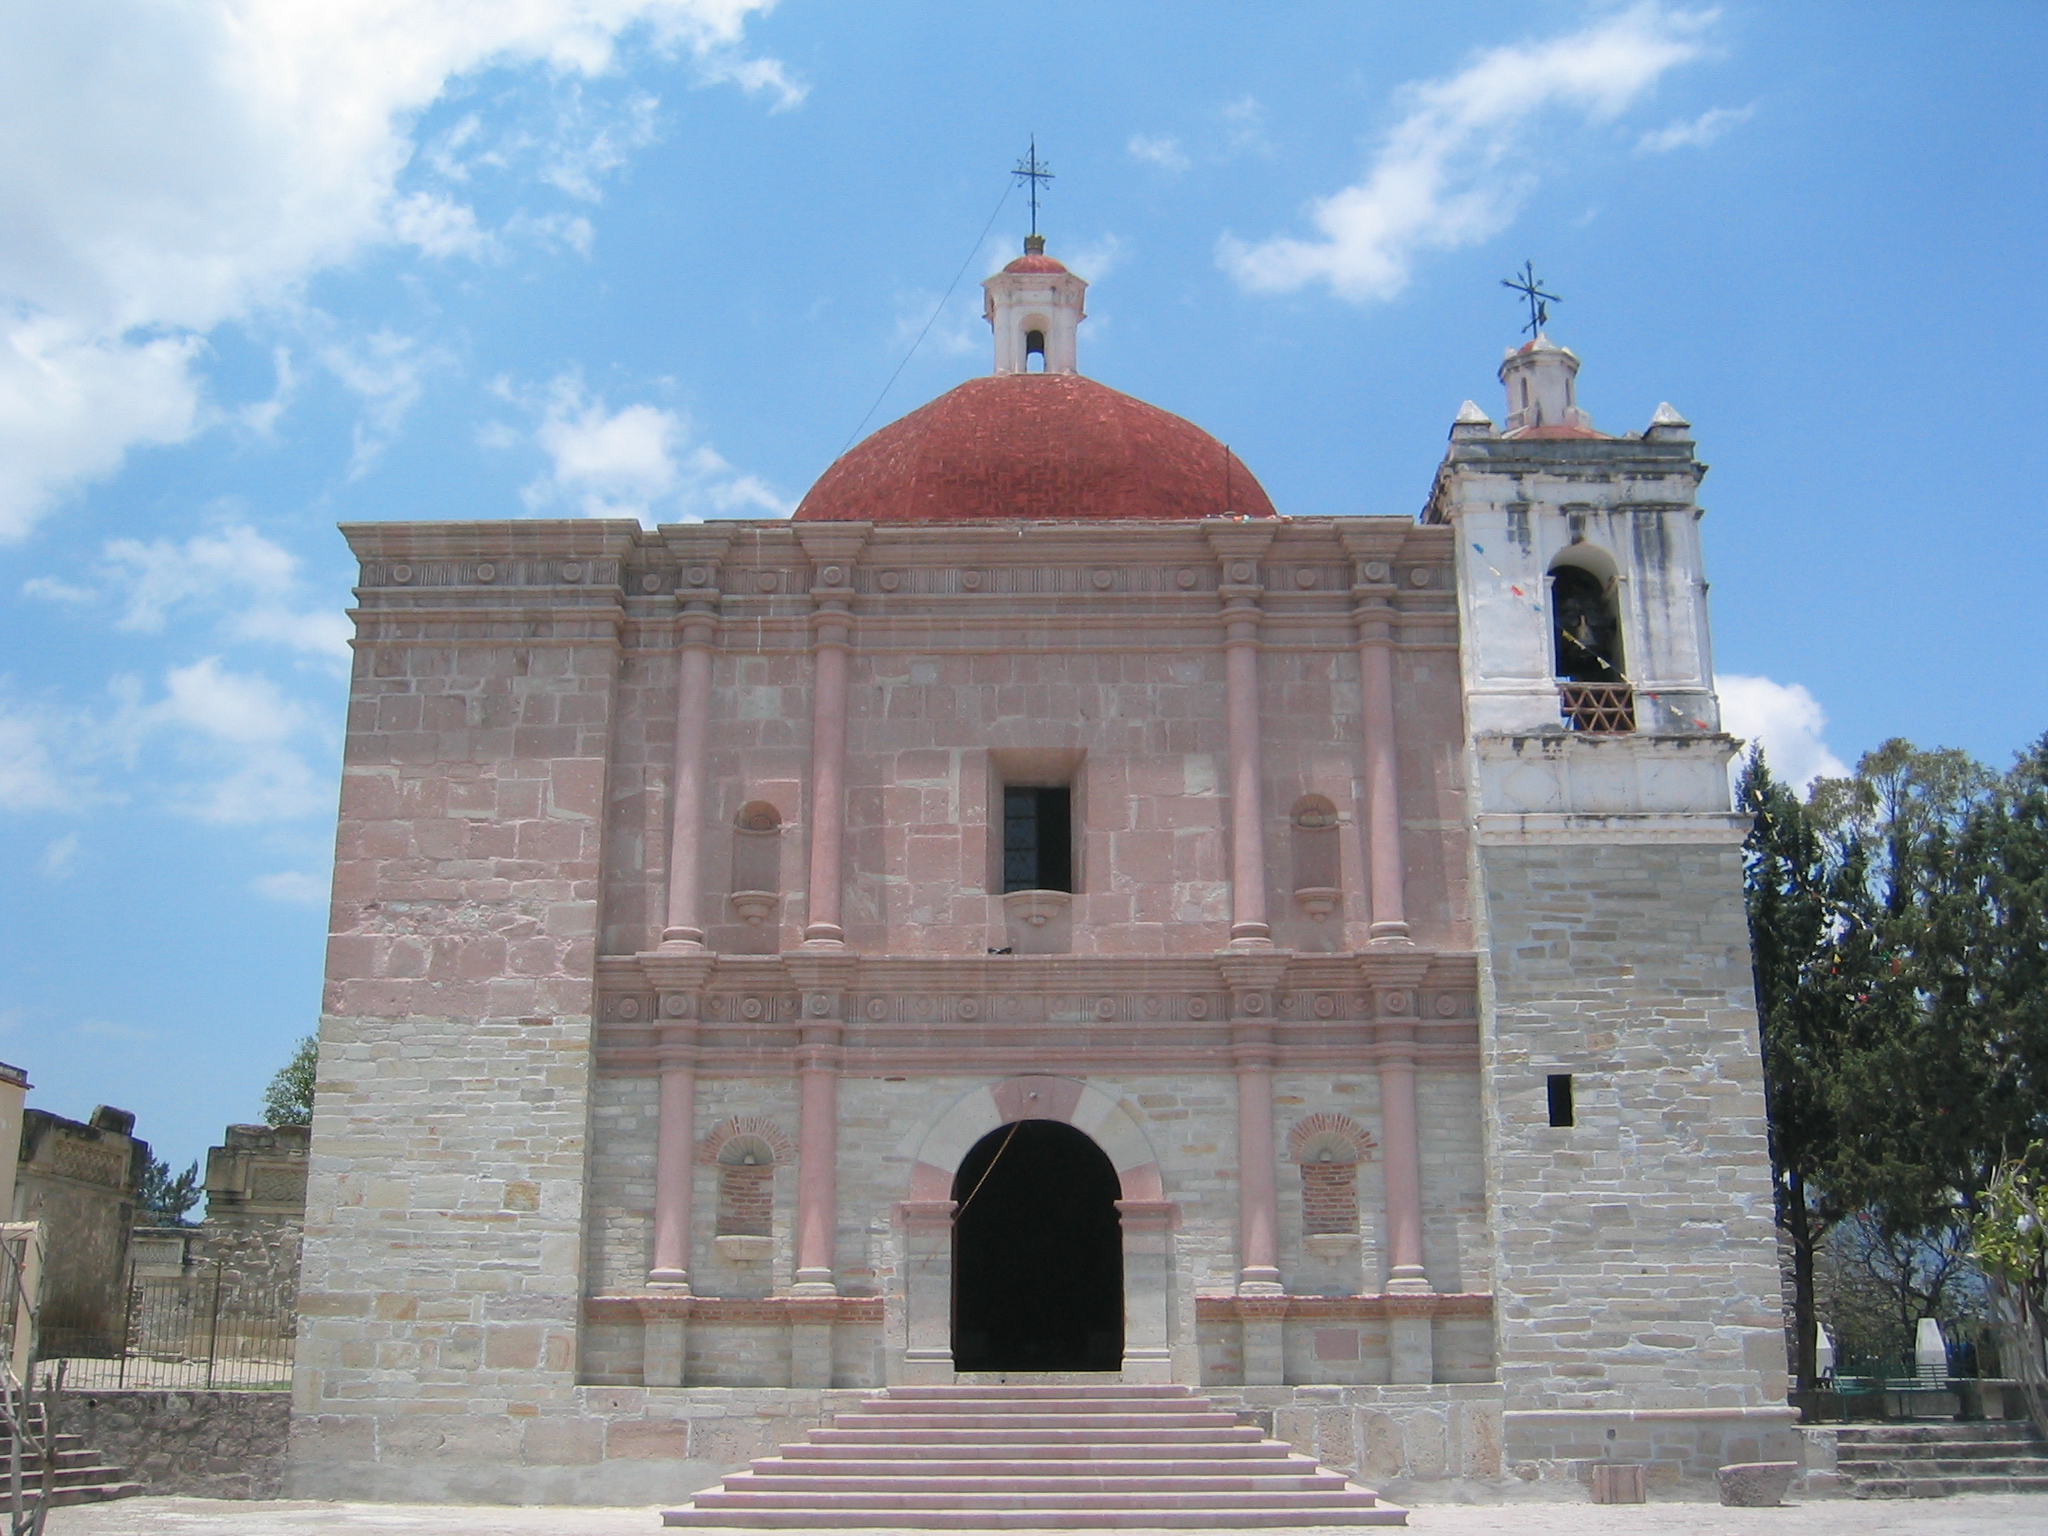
[1003,786,1072,893]
[1546,1073,1575,1128]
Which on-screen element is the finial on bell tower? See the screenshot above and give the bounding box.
[983,141,1085,375]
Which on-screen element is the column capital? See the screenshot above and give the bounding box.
[639,951,716,993]
[1218,951,1291,996]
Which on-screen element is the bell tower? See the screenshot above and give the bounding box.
[1428,336,1793,1480]
[982,237,1087,376]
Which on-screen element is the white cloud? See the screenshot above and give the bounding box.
[1638,102,1753,152]
[1128,135,1191,174]
[30,523,352,659]
[318,330,449,477]
[157,658,307,745]
[254,870,330,905]
[521,373,789,522]
[41,833,80,878]
[0,697,90,812]
[1219,3,1713,302]
[0,0,798,537]
[1718,674,1850,793]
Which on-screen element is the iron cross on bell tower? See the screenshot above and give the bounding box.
[1013,137,1054,242]
[1501,259,1561,337]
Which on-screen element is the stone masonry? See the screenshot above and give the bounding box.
[291,279,1788,1502]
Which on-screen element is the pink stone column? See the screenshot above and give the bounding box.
[660,608,717,948]
[1377,1019,1430,1294]
[794,1043,839,1294]
[648,1036,697,1287]
[1234,1047,1281,1293]
[1353,568,1412,944]
[1223,956,1286,1298]
[1222,591,1272,947]
[803,616,851,947]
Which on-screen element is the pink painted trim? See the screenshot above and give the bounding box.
[649,1063,695,1284]
[804,641,849,944]
[794,1060,837,1285]
[661,638,714,944]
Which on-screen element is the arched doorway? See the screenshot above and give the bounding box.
[951,1119,1123,1371]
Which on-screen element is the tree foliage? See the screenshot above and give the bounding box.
[1742,733,2048,1389]
[138,1155,202,1226]
[262,1035,318,1126]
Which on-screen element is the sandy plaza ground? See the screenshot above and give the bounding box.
[42,1493,2048,1536]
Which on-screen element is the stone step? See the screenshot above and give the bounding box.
[1838,1440,2048,1459]
[810,1426,1268,1446]
[19,1481,146,1510]
[691,1484,1392,1511]
[760,1457,1316,1477]
[887,1385,1197,1399]
[1839,1457,2048,1477]
[730,1472,1353,1494]
[781,1440,1292,1461]
[830,1412,1242,1431]
[1853,1475,2048,1499]
[665,1383,1401,1530]
[665,1510,1408,1529]
[856,1397,1215,1415]
[1838,1424,2046,1445]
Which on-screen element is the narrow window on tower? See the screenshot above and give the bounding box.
[1025,328,1046,373]
[1546,1074,1575,1128]
[1003,786,1072,893]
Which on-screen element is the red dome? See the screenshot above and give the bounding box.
[1001,253,1070,274]
[793,374,1278,523]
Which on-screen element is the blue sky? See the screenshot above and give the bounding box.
[3,1,2044,1178]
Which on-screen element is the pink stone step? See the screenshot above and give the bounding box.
[756,1457,1319,1477]
[663,1382,1407,1529]
[781,1440,1292,1460]
[693,1486,1390,1510]
[831,1417,1228,1441]
[730,1473,1353,1494]
[888,1384,1197,1399]
[811,1426,1269,1445]
[667,1513,1408,1529]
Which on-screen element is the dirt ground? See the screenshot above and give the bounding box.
[42,1492,2048,1536]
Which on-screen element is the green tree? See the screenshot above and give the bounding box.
[1972,1149,2048,1437]
[262,1035,318,1126]
[1741,749,1870,1386]
[138,1155,202,1226]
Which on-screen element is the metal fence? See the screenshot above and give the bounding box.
[33,1262,293,1392]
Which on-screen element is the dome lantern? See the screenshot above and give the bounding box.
[983,237,1087,376]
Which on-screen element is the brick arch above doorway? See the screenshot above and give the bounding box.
[900,1075,1164,1203]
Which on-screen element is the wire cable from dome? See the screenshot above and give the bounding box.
[835,178,1015,459]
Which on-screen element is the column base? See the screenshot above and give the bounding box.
[1227,925,1274,948]
[658,928,707,950]
[1119,1347,1174,1383]
[1386,1265,1432,1295]
[645,1271,692,1292]
[801,925,845,948]
[1236,1269,1283,1296]
[791,1274,839,1297]
[1367,922,1414,945]
[902,1348,955,1384]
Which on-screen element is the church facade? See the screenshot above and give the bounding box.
[289,240,1794,1503]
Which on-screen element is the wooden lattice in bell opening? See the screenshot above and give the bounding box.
[1559,682,1636,734]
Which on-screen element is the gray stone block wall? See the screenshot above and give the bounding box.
[1477,833,1790,1470]
[58,1389,290,1499]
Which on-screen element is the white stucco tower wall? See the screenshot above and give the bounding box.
[1430,350,1795,1488]
[983,236,1087,375]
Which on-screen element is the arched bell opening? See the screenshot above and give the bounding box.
[950,1119,1123,1371]
[1550,565,1624,684]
